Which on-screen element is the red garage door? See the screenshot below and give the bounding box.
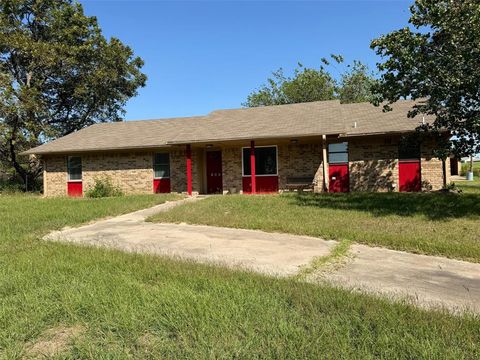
[399,160,421,192]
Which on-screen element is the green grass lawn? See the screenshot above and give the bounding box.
[0,195,479,358]
[151,185,480,263]
[457,179,480,194]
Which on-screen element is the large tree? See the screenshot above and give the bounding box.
[371,0,480,159]
[243,57,376,107]
[338,60,376,104]
[243,63,336,107]
[0,0,146,188]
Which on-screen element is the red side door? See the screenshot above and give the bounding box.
[329,164,349,193]
[67,182,83,197]
[399,160,421,192]
[206,151,223,194]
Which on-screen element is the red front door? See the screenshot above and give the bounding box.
[329,164,349,193]
[206,151,223,194]
[399,160,421,192]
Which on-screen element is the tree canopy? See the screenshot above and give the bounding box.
[371,0,480,158]
[243,57,376,108]
[0,0,146,187]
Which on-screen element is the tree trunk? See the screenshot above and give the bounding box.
[442,159,447,188]
[8,139,27,189]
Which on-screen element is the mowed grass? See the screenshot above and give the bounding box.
[0,195,479,358]
[151,184,480,263]
[457,179,480,194]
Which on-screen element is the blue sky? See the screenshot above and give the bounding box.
[80,0,413,120]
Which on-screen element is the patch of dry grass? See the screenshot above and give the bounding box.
[24,325,85,358]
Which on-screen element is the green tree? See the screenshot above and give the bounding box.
[0,0,146,188]
[338,61,377,104]
[371,0,480,159]
[244,56,376,107]
[243,63,336,107]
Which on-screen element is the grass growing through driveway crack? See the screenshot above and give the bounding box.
[1,194,480,357]
[296,239,352,280]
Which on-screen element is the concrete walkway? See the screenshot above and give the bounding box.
[45,199,480,314]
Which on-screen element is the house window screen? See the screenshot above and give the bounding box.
[67,156,82,181]
[242,146,277,176]
[328,142,348,164]
[154,153,170,178]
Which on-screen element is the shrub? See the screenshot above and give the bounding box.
[0,180,25,194]
[85,176,123,198]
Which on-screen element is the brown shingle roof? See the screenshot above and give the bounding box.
[23,100,426,155]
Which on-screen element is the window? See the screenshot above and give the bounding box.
[154,153,170,178]
[328,142,348,164]
[242,146,277,176]
[399,141,420,160]
[67,156,82,181]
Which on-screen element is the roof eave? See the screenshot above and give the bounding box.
[339,130,417,138]
[21,143,172,156]
[165,131,345,145]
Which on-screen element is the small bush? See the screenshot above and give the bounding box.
[85,176,123,198]
[0,179,26,194]
[421,180,433,192]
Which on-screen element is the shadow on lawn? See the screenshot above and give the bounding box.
[288,191,480,220]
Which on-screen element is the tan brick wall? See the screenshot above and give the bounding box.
[278,143,324,192]
[421,141,446,190]
[42,137,446,196]
[43,149,204,197]
[82,152,154,194]
[222,146,243,193]
[43,155,67,197]
[170,148,201,194]
[348,137,399,192]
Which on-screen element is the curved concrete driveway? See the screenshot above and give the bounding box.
[46,198,335,276]
[45,198,480,314]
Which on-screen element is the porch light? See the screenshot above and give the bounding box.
[290,139,299,144]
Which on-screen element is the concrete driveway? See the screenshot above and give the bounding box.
[46,198,480,314]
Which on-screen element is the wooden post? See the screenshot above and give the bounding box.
[322,135,329,192]
[250,140,256,194]
[186,144,192,195]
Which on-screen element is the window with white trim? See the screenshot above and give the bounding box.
[242,146,277,176]
[67,156,82,181]
[154,153,170,178]
[328,142,348,164]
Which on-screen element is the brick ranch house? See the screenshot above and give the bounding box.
[24,100,457,197]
